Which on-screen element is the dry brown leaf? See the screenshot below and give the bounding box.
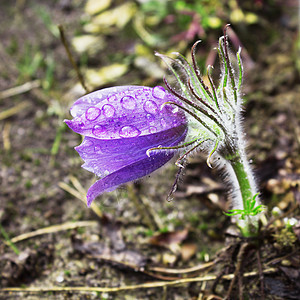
[149,228,188,248]
[181,243,197,261]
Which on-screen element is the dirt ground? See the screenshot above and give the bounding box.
[0,1,299,299]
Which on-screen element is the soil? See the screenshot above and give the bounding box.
[0,1,299,299]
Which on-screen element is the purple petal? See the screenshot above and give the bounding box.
[87,150,175,207]
[69,86,141,118]
[65,86,186,140]
[76,124,187,177]
[65,85,189,206]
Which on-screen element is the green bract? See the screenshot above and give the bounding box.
[149,27,264,236]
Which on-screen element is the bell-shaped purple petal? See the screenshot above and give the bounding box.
[64,86,185,140]
[75,123,187,177]
[65,86,188,206]
[86,131,186,206]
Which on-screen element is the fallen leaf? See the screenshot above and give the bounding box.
[181,243,197,261]
[149,228,188,248]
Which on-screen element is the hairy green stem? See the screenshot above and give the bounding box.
[228,153,259,237]
[231,158,253,205]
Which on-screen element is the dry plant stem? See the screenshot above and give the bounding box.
[197,281,207,300]
[211,243,238,293]
[127,184,159,231]
[0,268,277,295]
[7,221,97,245]
[256,250,265,300]
[2,122,11,151]
[0,101,31,121]
[0,80,40,99]
[225,242,249,300]
[58,24,89,93]
[58,180,103,218]
[140,196,164,230]
[149,261,215,274]
[207,295,223,300]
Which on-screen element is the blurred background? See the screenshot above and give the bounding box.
[0,0,299,299]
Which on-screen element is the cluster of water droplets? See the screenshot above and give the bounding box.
[70,86,186,140]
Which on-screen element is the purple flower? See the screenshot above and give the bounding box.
[65,86,187,206]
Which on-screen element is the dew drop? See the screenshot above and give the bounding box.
[92,125,107,137]
[160,118,167,127]
[152,86,166,99]
[108,94,118,102]
[86,107,101,121]
[77,120,85,128]
[144,100,158,114]
[172,106,179,114]
[119,125,141,138]
[121,96,136,110]
[146,113,155,123]
[135,88,151,100]
[71,106,85,117]
[102,104,115,118]
[149,126,157,134]
[94,145,102,153]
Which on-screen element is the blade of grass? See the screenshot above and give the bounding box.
[0,223,20,255]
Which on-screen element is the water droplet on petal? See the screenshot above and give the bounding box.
[102,104,115,118]
[86,107,101,121]
[160,118,167,127]
[144,100,158,114]
[149,126,157,134]
[135,88,151,100]
[94,145,102,153]
[77,120,85,128]
[92,125,107,137]
[152,86,166,99]
[172,106,179,114]
[84,139,94,147]
[121,96,136,110]
[146,113,155,123]
[108,94,118,102]
[119,125,141,138]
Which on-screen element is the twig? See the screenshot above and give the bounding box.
[211,243,238,293]
[256,250,265,300]
[149,261,215,274]
[140,195,164,230]
[58,24,89,93]
[0,268,277,295]
[2,122,11,151]
[197,280,207,300]
[59,180,103,218]
[0,101,31,121]
[0,80,40,100]
[207,295,223,300]
[225,243,249,300]
[7,221,97,245]
[127,184,157,231]
[265,250,299,267]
